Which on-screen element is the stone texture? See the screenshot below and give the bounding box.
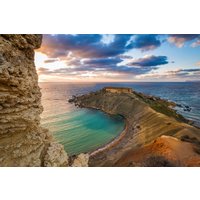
[0,34,69,166]
[72,153,89,167]
[43,142,69,167]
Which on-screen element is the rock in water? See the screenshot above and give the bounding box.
[0,34,69,166]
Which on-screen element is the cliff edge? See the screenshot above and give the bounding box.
[0,34,88,167]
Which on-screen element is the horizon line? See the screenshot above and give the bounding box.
[38,80,199,83]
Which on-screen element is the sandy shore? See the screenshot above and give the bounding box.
[89,118,129,157]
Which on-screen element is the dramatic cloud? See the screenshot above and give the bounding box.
[37,55,169,79]
[35,34,200,82]
[38,34,164,61]
[128,55,168,67]
[37,65,153,77]
[39,34,135,59]
[168,34,200,48]
[129,34,161,51]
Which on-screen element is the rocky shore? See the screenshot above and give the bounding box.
[69,87,200,166]
[0,34,88,167]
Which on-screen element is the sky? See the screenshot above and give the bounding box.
[35,34,200,82]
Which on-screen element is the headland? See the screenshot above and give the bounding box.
[70,87,200,166]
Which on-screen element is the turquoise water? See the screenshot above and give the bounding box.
[43,109,124,155]
[40,82,125,155]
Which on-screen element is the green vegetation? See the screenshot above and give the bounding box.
[143,155,176,167]
[134,92,188,123]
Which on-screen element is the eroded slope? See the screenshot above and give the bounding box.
[71,89,200,166]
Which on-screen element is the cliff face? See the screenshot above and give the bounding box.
[71,88,200,166]
[0,34,69,166]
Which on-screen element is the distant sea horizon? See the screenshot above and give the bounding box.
[39,81,200,155]
[39,81,200,83]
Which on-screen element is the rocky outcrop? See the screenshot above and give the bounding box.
[72,154,89,167]
[70,87,200,166]
[0,34,88,167]
[115,135,200,167]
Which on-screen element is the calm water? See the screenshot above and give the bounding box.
[39,82,200,155]
[39,82,125,155]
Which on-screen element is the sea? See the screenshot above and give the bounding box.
[39,82,200,155]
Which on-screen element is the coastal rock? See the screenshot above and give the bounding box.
[72,153,89,167]
[43,142,69,167]
[70,87,200,166]
[0,34,71,166]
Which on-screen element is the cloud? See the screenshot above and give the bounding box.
[169,68,200,80]
[129,34,161,51]
[180,68,200,73]
[44,59,58,63]
[165,68,200,78]
[128,55,168,67]
[136,68,200,81]
[118,55,133,59]
[168,34,200,48]
[36,34,199,81]
[38,34,164,61]
[37,67,51,75]
[191,39,200,47]
[37,55,168,78]
[83,57,122,67]
[39,34,134,59]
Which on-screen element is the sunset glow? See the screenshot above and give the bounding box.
[35,34,200,82]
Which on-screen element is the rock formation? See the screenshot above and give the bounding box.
[70,87,200,166]
[115,135,200,167]
[72,154,89,167]
[0,34,88,167]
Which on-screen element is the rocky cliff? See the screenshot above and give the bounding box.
[71,88,200,166]
[0,34,88,167]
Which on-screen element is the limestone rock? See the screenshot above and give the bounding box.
[0,34,69,166]
[72,153,89,167]
[43,142,68,167]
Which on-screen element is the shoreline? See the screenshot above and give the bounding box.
[75,95,199,158]
[77,106,129,157]
[89,117,129,157]
[69,88,200,166]
[87,105,200,158]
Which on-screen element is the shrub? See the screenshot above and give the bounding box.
[143,155,176,167]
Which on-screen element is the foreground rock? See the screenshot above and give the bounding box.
[71,154,89,167]
[0,35,88,167]
[70,87,200,166]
